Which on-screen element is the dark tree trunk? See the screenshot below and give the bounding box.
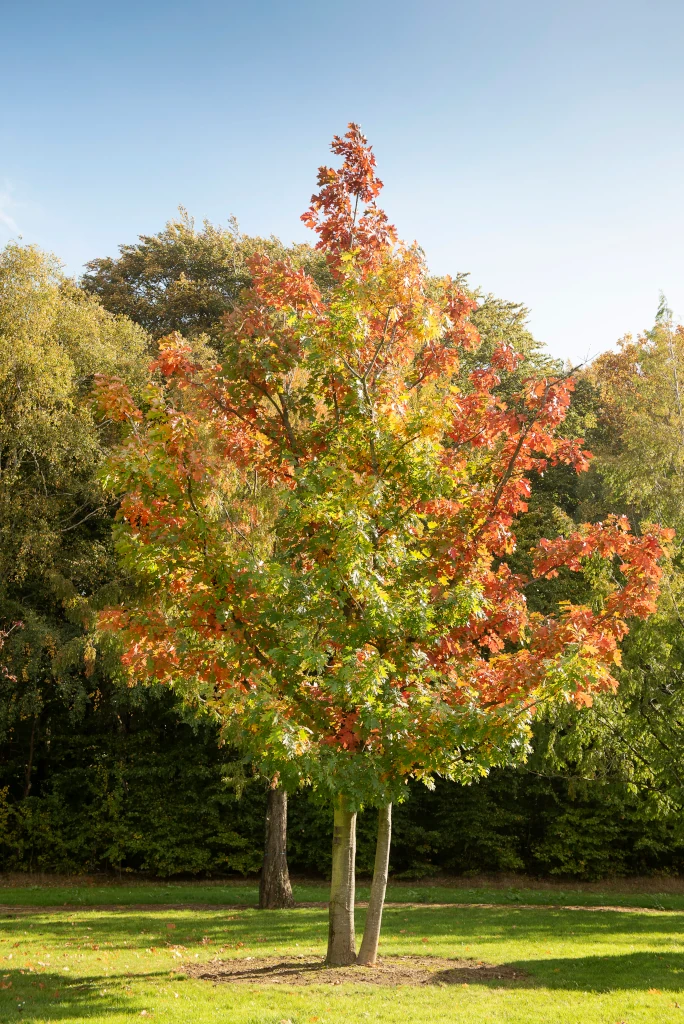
[357,803,392,965]
[259,784,295,909]
[326,794,357,965]
[23,715,38,798]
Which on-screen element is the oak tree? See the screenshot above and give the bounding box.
[96,126,668,965]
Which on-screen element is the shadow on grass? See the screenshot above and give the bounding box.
[496,951,684,993]
[186,951,684,992]
[0,907,331,952]
[0,885,262,910]
[0,952,683,1021]
[0,968,169,1021]
[2,903,684,953]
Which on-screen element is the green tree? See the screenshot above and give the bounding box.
[82,209,332,351]
[525,306,684,828]
[0,242,148,800]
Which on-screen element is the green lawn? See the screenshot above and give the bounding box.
[1,883,683,1022]
[1,878,682,911]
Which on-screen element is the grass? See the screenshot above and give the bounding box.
[1,880,683,1022]
[2,875,684,911]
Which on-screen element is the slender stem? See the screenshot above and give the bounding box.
[357,803,392,966]
[326,794,357,965]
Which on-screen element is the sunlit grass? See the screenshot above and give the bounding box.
[1,889,683,1021]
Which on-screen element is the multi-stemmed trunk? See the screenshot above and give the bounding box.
[326,797,392,967]
[356,803,392,966]
[326,794,358,965]
[259,784,295,909]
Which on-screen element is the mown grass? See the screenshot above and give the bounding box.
[1,885,683,1022]
[1,877,683,911]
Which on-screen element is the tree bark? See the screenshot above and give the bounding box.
[357,803,392,966]
[259,784,295,909]
[326,794,357,965]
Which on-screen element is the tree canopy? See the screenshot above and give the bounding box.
[94,125,668,961]
[82,210,332,351]
[0,242,148,781]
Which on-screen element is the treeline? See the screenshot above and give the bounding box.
[1,213,684,881]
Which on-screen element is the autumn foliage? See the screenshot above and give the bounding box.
[95,124,670,803]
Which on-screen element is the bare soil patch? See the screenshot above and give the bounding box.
[182,953,526,987]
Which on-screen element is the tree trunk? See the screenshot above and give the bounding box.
[259,784,295,909]
[326,794,357,965]
[23,715,38,798]
[357,803,392,966]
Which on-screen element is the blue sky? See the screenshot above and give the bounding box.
[2,0,684,362]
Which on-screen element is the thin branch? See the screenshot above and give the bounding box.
[60,506,109,533]
[362,308,393,382]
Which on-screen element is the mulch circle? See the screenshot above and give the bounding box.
[182,954,526,987]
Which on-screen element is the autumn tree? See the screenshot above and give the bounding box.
[85,211,338,906]
[84,204,558,908]
[96,126,668,966]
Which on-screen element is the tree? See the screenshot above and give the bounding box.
[82,210,332,352]
[96,125,668,965]
[531,306,684,815]
[84,212,337,907]
[83,205,554,911]
[0,242,148,801]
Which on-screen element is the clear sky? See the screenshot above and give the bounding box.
[2,0,683,363]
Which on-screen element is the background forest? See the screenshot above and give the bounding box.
[2,213,684,883]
